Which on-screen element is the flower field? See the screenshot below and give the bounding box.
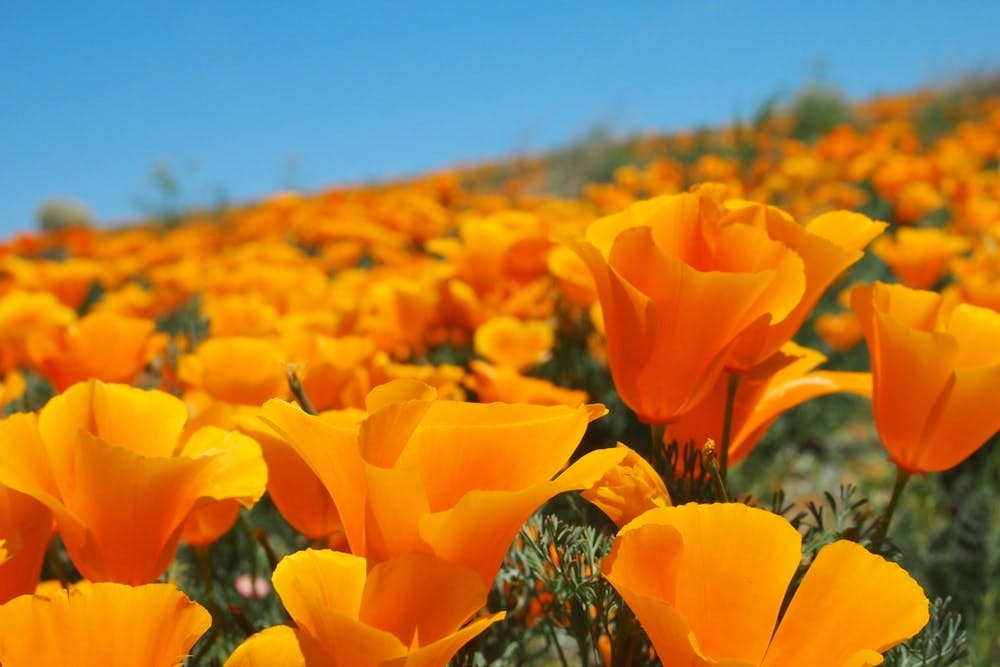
[0,85,999,665]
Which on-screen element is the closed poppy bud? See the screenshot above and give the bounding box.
[852,281,1000,472]
[581,443,671,527]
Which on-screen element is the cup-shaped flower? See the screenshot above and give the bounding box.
[872,228,970,290]
[473,316,555,371]
[26,311,166,391]
[178,336,289,405]
[225,549,504,667]
[603,503,928,666]
[260,379,628,585]
[0,581,210,666]
[570,187,884,424]
[0,380,267,583]
[666,342,872,466]
[0,484,53,603]
[851,281,1000,472]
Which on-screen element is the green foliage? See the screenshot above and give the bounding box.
[884,598,970,667]
[789,86,856,142]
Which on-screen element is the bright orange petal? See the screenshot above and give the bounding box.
[396,401,595,511]
[39,381,187,459]
[223,624,307,667]
[359,554,488,646]
[259,399,368,554]
[0,582,209,667]
[419,447,627,585]
[762,540,928,667]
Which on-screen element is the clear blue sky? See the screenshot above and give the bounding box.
[2,2,999,237]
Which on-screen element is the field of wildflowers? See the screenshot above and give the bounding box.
[0,84,998,665]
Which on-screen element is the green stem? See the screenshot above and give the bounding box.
[194,545,217,613]
[718,372,741,490]
[701,443,730,503]
[286,365,317,415]
[876,466,912,545]
[648,423,666,469]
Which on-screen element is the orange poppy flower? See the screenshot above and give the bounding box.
[473,316,555,371]
[260,379,627,585]
[666,342,872,466]
[570,188,883,424]
[27,312,166,391]
[0,290,76,374]
[0,381,267,583]
[0,582,210,666]
[604,503,928,666]
[179,337,289,406]
[851,281,1000,472]
[224,549,504,667]
[872,228,970,289]
[0,484,53,603]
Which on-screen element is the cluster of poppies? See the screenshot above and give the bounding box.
[0,88,997,665]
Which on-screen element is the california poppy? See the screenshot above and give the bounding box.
[225,549,504,667]
[851,281,1000,472]
[260,379,627,585]
[0,380,267,583]
[604,503,928,665]
[570,188,883,424]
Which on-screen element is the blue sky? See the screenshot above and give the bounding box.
[2,2,999,237]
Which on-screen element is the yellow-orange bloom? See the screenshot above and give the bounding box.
[0,582,210,666]
[27,312,165,391]
[852,281,1000,472]
[225,549,504,667]
[570,188,883,424]
[179,336,289,405]
[473,315,555,371]
[604,503,928,666]
[872,228,970,289]
[666,342,872,466]
[260,379,626,585]
[0,381,267,583]
[0,290,76,374]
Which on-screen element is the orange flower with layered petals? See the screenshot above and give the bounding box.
[872,227,970,289]
[0,582,210,666]
[604,503,928,666]
[260,379,628,585]
[571,188,884,424]
[225,549,504,667]
[27,312,166,391]
[0,381,267,583]
[179,336,289,405]
[852,281,1000,472]
[473,315,555,371]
